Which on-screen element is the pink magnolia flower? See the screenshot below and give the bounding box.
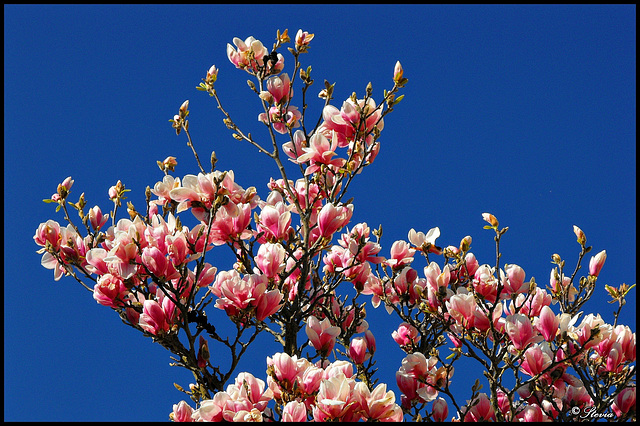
[317,97,384,148]
[151,175,181,209]
[317,202,353,238]
[266,73,292,104]
[510,286,552,317]
[93,273,129,308]
[295,29,314,49]
[227,372,273,412]
[312,373,359,422]
[257,203,291,242]
[520,343,553,377]
[206,202,253,244]
[392,322,420,348]
[386,240,415,269]
[348,336,370,365]
[472,264,499,303]
[589,249,607,277]
[87,205,109,231]
[267,352,300,384]
[505,314,543,351]
[258,105,302,134]
[535,305,560,342]
[516,404,547,422]
[191,392,230,422]
[282,129,307,162]
[255,242,286,278]
[171,400,194,422]
[446,291,477,328]
[142,246,178,280]
[612,386,636,417]
[464,393,496,421]
[227,36,268,72]
[295,132,346,175]
[253,285,284,321]
[34,219,62,249]
[432,397,449,422]
[282,400,307,422]
[211,271,283,321]
[365,329,377,355]
[354,381,403,422]
[503,264,528,297]
[393,61,403,83]
[306,315,341,355]
[408,227,441,254]
[139,299,171,335]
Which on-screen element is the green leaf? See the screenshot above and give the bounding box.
[43,198,53,203]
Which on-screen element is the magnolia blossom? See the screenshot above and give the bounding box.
[312,372,359,422]
[138,296,175,335]
[535,305,560,342]
[295,29,314,49]
[392,322,420,348]
[305,316,341,355]
[227,36,267,72]
[589,249,607,277]
[612,386,636,417]
[282,400,307,422]
[265,73,292,104]
[171,400,194,422]
[446,291,477,328]
[258,105,302,134]
[255,242,286,278]
[463,393,496,421]
[211,271,283,321]
[348,336,370,365]
[432,397,449,422]
[317,97,384,148]
[354,382,403,421]
[505,314,543,351]
[296,132,345,175]
[93,273,129,308]
[317,203,353,238]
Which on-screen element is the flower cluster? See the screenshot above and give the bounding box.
[171,353,403,422]
[35,28,635,423]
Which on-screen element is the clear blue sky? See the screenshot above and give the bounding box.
[4,4,636,421]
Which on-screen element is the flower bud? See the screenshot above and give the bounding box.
[460,235,472,252]
[393,61,403,83]
[482,212,499,228]
[432,397,449,422]
[348,336,370,365]
[259,90,274,104]
[179,100,189,118]
[206,65,218,82]
[573,225,586,246]
[589,250,607,277]
[197,335,210,368]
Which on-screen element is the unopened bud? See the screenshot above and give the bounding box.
[460,235,472,252]
[573,225,586,246]
[482,213,499,228]
[393,61,404,83]
[259,90,274,104]
[207,65,218,81]
[179,100,189,118]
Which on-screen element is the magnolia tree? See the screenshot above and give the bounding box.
[34,29,636,422]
